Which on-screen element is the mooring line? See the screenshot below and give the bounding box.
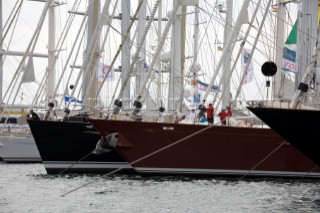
[61,124,315,196]
[239,141,319,180]
[239,140,287,180]
[61,123,216,197]
[302,165,319,179]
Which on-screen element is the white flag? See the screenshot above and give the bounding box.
[241,48,254,84]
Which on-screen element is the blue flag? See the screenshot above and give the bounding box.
[64,96,82,104]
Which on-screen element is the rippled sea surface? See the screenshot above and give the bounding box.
[1,163,320,213]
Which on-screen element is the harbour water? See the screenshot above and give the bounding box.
[1,163,320,212]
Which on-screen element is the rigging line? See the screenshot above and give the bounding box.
[3,0,53,114]
[107,24,159,70]
[110,12,162,71]
[260,0,272,59]
[61,122,219,197]
[60,1,99,110]
[230,64,251,105]
[270,3,279,61]
[203,3,232,44]
[1,0,22,86]
[197,4,221,82]
[212,0,264,111]
[49,0,87,109]
[276,1,317,44]
[285,4,294,25]
[144,8,204,111]
[56,30,86,110]
[202,0,252,102]
[239,21,278,59]
[233,0,273,104]
[145,0,164,50]
[33,0,83,108]
[238,1,295,61]
[172,4,218,115]
[251,0,296,31]
[34,0,82,107]
[132,0,183,108]
[68,2,117,110]
[1,2,24,106]
[91,0,145,104]
[2,0,50,104]
[2,0,20,33]
[109,0,173,116]
[66,0,113,110]
[41,0,83,103]
[250,57,267,99]
[228,41,266,102]
[76,0,131,108]
[1,0,23,47]
[238,140,287,180]
[175,3,234,108]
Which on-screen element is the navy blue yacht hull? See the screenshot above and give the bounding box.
[247,107,320,167]
[27,120,133,174]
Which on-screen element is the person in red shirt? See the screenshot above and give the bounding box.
[218,109,227,125]
[206,103,214,125]
[226,106,232,117]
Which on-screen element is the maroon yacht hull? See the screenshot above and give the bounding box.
[89,119,320,178]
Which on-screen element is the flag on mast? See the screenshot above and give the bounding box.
[283,20,297,72]
[241,48,254,84]
[96,62,115,88]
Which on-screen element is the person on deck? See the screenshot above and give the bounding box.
[197,100,207,121]
[218,109,227,126]
[226,106,232,117]
[206,103,214,125]
[226,106,232,125]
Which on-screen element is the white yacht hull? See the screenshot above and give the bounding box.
[0,136,41,163]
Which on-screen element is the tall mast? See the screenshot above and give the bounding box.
[0,0,2,107]
[289,0,319,108]
[273,0,285,99]
[296,0,318,88]
[47,0,56,105]
[121,0,131,111]
[82,0,100,109]
[180,4,186,112]
[156,0,162,108]
[222,0,233,108]
[192,3,199,77]
[135,0,146,99]
[168,0,183,113]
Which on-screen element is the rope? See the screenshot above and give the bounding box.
[61,123,216,197]
[61,123,320,197]
[302,166,319,179]
[239,140,286,180]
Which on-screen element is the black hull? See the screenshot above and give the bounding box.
[247,107,320,167]
[27,120,133,174]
